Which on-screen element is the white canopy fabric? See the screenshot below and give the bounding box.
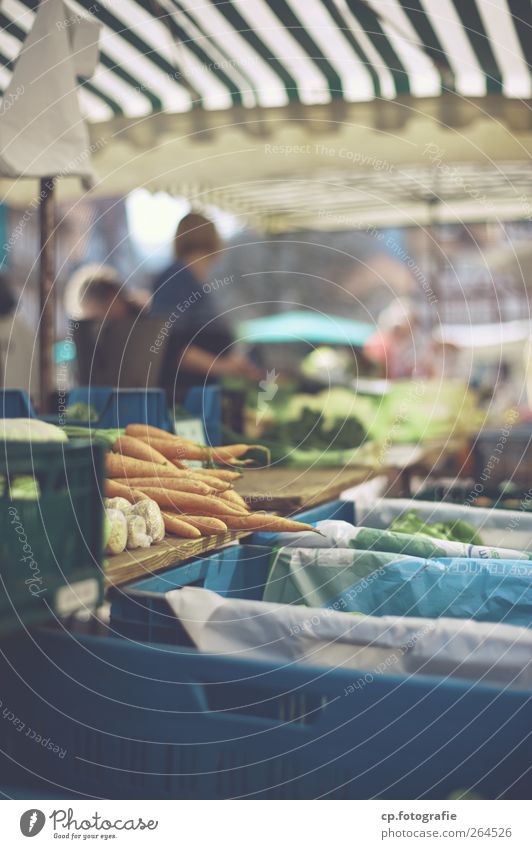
[2,99,532,229]
[0,0,100,180]
[0,0,531,228]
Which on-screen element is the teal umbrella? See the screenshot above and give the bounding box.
[237,311,373,347]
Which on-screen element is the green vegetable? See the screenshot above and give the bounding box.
[389,511,483,546]
[0,418,67,443]
[62,426,123,448]
[263,407,367,452]
[64,402,99,422]
[0,474,41,500]
[9,475,41,500]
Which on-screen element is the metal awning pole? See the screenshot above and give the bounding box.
[38,176,56,413]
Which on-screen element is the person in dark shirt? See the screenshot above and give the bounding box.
[151,212,259,402]
[0,272,15,317]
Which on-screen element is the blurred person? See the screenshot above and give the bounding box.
[0,270,40,396]
[81,277,141,321]
[151,212,260,402]
[364,298,430,379]
[64,264,147,322]
[0,271,15,317]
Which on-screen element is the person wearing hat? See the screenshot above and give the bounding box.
[65,264,142,322]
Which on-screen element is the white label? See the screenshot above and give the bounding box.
[54,578,100,617]
[174,417,206,468]
[173,417,206,444]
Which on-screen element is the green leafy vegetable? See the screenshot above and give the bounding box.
[263,407,367,451]
[0,474,41,500]
[9,475,41,500]
[64,402,99,422]
[389,511,483,546]
[62,426,123,448]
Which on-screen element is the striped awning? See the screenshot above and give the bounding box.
[191,161,532,231]
[0,0,531,123]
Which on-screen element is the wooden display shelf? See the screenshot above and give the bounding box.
[233,442,460,514]
[105,439,469,586]
[105,530,249,587]
[235,466,374,514]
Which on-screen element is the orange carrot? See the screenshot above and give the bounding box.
[208,444,270,465]
[176,469,230,490]
[192,468,242,482]
[104,479,147,503]
[163,513,228,536]
[112,435,176,469]
[117,470,228,492]
[214,514,319,533]
[125,423,180,442]
[136,436,193,461]
[219,489,249,511]
[105,453,182,480]
[160,512,201,539]
[132,487,247,516]
[136,437,236,465]
[209,444,251,458]
[111,476,214,495]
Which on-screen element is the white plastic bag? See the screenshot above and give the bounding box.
[166,587,532,690]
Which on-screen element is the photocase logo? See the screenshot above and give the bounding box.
[20,809,46,837]
[256,369,279,424]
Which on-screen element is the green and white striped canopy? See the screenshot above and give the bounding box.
[1,0,531,227]
[1,0,530,121]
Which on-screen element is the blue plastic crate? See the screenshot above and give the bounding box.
[0,440,105,636]
[67,387,170,430]
[249,499,356,545]
[0,624,530,799]
[182,385,222,446]
[110,545,272,643]
[0,389,35,418]
[110,543,532,644]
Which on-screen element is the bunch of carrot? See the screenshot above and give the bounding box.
[118,423,269,467]
[103,423,317,541]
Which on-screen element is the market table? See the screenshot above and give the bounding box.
[234,441,469,514]
[106,438,470,585]
[235,465,376,514]
[105,530,249,587]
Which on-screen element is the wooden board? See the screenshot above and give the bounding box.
[233,442,462,514]
[235,466,373,514]
[105,531,249,587]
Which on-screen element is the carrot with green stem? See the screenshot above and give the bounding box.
[135,436,269,467]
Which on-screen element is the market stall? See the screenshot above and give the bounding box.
[1,0,532,805]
